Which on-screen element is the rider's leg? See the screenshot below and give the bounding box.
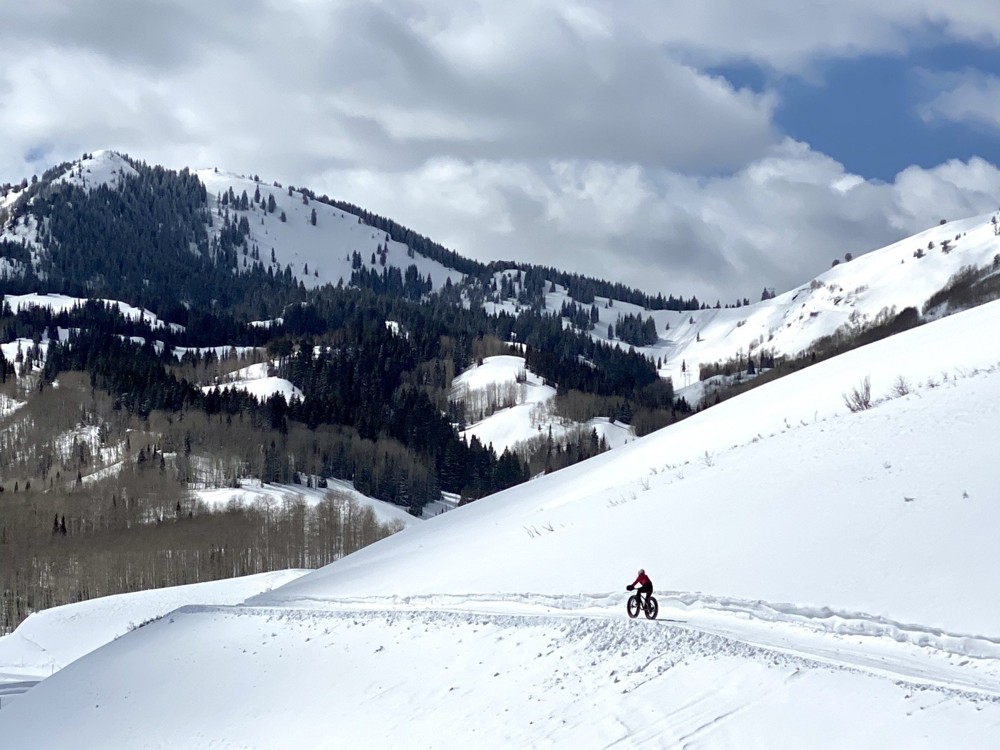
[639,584,652,608]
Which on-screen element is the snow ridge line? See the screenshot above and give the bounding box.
[250,590,1000,661]
[164,602,1000,702]
[665,592,1000,660]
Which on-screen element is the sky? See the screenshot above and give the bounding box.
[2,1,1000,302]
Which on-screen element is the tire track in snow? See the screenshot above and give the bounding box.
[172,600,1000,704]
[247,589,1000,696]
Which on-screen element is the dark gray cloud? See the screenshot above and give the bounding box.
[0,0,263,70]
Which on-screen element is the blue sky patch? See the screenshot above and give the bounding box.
[712,42,1000,181]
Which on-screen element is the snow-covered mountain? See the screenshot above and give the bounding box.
[489,212,1000,393]
[4,295,1000,747]
[7,150,999,396]
[53,149,139,192]
[195,164,466,293]
[2,149,467,297]
[5,151,1000,746]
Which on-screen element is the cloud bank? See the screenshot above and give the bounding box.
[1,1,999,300]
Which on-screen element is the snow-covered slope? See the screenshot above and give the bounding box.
[0,571,304,691]
[194,479,416,529]
[52,149,138,192]
[260,298,1000,635]
[196,168,465,292]
[4,292,184,332]
[3,299,1000,747]
[486,213,1000,392]
[454,354,633,456]
[200,361,303,403]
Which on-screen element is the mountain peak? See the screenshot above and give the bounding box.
[53,150,138,192]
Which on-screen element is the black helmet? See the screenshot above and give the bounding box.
[638,568,645,575]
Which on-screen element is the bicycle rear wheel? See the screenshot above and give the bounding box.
[626,595,641,618]
[644,595,659,620]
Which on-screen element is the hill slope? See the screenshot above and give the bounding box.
[7,151,1000,397]
[261,298,1000,635]
[195,166,466,293]
[503,212,1000,391]
[2,298,999,747]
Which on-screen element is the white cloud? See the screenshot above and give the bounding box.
[1,1,999,303]
[626,0,1000,71]
[313,143,1000,302]
[0,2,778,179]
[919,70,1000,131]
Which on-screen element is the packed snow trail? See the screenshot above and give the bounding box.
[234,592,1000,699]
[3,601,998,749]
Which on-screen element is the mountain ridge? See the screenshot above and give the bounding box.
[5,150,998,393]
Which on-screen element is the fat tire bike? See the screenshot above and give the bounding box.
[626,590,658,620]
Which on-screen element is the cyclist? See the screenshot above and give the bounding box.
[626,568,653,608]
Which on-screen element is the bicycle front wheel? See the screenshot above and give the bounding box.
[627,595,641,618]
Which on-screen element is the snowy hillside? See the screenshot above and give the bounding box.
[196,167,465,292]
[454,354,633,456]
[485,213,1000,393]
[0,571,305,706]
[200,360,303,403]
[52,149,138,192]
[3,298,1000,746]
[4,291,184,332]
[259,298,1000,634]
[193,479,417,529]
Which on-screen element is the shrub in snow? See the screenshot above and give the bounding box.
[843,376,873,412]
[889,376,912,398]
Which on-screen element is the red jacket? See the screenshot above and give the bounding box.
[630,572,652,589]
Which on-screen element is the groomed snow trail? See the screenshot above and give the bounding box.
[4,600,997,749]
[236,593,1000,699]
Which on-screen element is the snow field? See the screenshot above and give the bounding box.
[5,160,1000,745]
[454,354,634,457]
[262,300,1000,638]
[0,571,306,685]
[2,604,997,749]
[193,479,417,528]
